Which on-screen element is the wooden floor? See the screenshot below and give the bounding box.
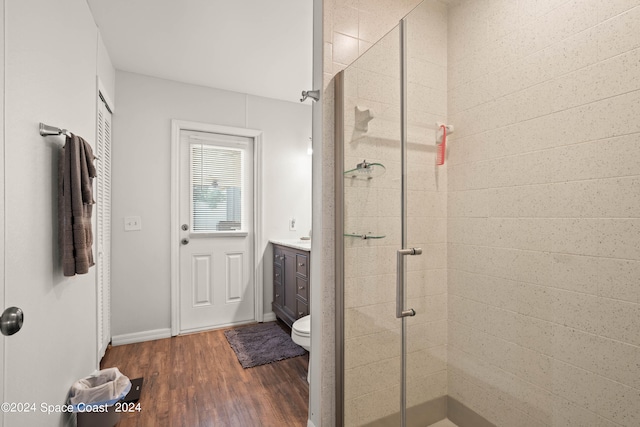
[100,321,309,427]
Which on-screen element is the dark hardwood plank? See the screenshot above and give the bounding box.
[101,322,309,427]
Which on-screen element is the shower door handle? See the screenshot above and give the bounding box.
[396,248,422,318]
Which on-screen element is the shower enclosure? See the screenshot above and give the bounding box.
[336,0,640,426]
[336,2,449,426]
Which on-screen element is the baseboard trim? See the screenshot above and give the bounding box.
[263,312,277,322]
[111,328,172,346]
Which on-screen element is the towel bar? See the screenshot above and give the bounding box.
[39,122,72,138]
[39,122,100,160]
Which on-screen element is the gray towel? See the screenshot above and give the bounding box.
[58,134,96,276]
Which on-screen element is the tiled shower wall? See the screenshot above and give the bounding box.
[447,1,640,426]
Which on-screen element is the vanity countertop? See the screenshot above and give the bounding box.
[270,239,311,252]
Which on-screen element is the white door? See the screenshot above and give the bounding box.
[178,130,255,333]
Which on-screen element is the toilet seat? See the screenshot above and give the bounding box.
[292,315,310,337]
[291,315,311,383]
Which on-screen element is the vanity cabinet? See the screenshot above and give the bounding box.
[272,244,310,328]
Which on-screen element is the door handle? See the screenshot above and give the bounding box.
[1,306,24,336]
[396,248,422,318]
[181,238,189,245]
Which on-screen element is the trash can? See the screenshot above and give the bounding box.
[69,367,132,427]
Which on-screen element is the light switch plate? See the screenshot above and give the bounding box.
[124,216,142,231]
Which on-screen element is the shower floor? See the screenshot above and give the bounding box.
[429,419,459,427]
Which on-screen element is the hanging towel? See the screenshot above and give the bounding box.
[58,133,96,276]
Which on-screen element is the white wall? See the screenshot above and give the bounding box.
[3,0,114,425]
[111,71,312,339]
[97,33,116,105]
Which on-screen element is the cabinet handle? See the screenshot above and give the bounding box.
[298,311,304,317]
[275,294,280,298]
[298,285,305,290]
[298,262,305,267]
[275,273,280,278]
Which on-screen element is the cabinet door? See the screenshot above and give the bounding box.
[296,276,309,302]
[296,298,309,319]
[274,246,284,266]
[295,253,309,278]
[283,249,298,319]
[273,265,283,308]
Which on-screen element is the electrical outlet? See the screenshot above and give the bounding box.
[289,217,296,231]
[124,216,142,231]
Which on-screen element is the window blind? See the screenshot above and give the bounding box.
[190,142,244,233]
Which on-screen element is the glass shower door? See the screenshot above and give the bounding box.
[338,1,448,426]
[339,24,405,426]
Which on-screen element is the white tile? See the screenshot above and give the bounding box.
[344,356,399,400]
[407,319,448,350]
[519,0,573,22]
[552,325,640,389]
[597,298,640,346]
[344,328,401,369]
[550,397,602,427]
[573,47,640,108]
[333,32,360,66]
[333,5,359,39]
[597,257,640,303]
[595,376,640,426]
[487,176,640,219]
[358,8,401,45]
[486,217,640,259]
[407,370,447,407]
[598,0,640,21]
[596,6,640,60]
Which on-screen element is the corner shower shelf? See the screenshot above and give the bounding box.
[344,160,385,179]
[344,232,386,240]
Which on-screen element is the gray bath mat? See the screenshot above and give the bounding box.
[224,322,307,368]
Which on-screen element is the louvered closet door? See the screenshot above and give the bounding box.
[96,95,112,360]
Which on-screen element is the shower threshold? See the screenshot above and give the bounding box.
[428,419,459,427]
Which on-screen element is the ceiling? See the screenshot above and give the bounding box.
[86,0,313,104]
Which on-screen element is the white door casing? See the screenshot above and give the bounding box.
[0,1,5,423]
[171,120,263,335]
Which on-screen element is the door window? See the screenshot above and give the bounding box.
[190,142,245,233]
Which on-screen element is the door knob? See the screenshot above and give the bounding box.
[181,224,189,231]
[1,307,24,336]
[181,238,189,245]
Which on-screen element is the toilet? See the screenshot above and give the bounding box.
[291,315,311,382]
